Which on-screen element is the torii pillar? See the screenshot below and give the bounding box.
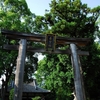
[70,43,85,100]
[14,39,27,100]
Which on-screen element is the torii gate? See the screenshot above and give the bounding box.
[1,30,90,100]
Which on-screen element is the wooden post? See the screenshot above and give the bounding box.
[70,43,84,100]
[14,39,27,100]
[78,56,86,100]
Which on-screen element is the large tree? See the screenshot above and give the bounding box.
[34,0,100,100]
[0,0,38,99]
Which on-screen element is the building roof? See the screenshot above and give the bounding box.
[7,80,50,94]
[23,82,50,93]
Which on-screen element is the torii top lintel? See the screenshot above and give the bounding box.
[1,30,91,46]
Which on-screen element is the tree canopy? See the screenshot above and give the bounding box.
[0,0,38,99]
[33,0,100,100]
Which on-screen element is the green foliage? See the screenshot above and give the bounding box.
[33,0,100,100]
[9,89,14,100]
[32,96,41,100]
[33,0,100,37]
[36,54,74,100]
[0,1,38,98]
[81,42,100,99]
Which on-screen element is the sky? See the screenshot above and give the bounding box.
[26,0,100,16]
